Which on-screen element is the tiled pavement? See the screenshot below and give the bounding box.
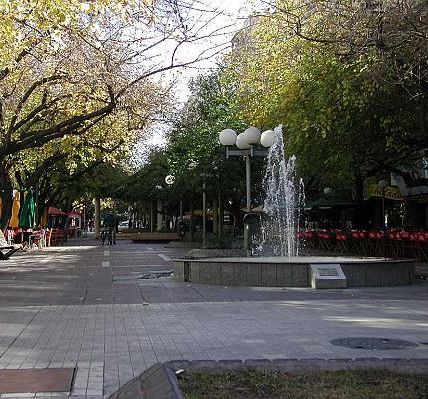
[0,238,427,398]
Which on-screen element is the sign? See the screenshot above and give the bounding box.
[309,264,347,289]
[366,184,403,201]
[318,267,339,277]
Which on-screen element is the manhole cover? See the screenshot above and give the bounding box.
[331,337,418,350]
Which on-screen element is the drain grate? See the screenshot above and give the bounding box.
[331,337,418,350]
[113,271,173,282]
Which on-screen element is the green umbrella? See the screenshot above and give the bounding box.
[19,190,36,228]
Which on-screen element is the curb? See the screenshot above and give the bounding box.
[107,362,183,399]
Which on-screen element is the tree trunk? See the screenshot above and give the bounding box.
[189,202,194,242]
[0,165,13,229]
[218,195,224,240]
[94,197,101,239]
[212,197,218,237]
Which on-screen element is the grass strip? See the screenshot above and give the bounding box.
[179,368,428,399]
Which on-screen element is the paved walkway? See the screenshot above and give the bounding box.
[0,238,427,398]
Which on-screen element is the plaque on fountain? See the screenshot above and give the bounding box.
[309,264,347,289]
[319,267,339,277]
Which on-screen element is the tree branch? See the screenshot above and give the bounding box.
[7,74,64,142]
[8,86,115,153]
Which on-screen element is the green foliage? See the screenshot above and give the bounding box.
[224,1,428,195]
[164,71,266,210]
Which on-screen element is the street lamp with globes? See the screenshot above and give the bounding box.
[219,127,276,251]
[219,127,276,213]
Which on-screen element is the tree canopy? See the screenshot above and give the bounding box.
[224,0,428,197]
[0,0,234,226]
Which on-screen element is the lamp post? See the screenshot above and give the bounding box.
[378,179,388,258]
[378,179,388,231]
[219,127,275,251]
[187,161,197,243]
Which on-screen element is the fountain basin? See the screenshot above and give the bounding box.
[173,256,415,288]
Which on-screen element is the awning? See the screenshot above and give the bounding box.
[68,211,82,217]
[48,206,67,216]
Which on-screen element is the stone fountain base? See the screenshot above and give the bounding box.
[173,256,415,288]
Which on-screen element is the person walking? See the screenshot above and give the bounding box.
[103,212,119,245]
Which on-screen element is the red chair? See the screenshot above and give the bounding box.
[368,231,383,256]
[417,233,428,262]
[351,230,368,256]
[387,231,402,257]
[318,230,332,251]
[407,233,420,260]
[303,230,315,249]
[335,231,348,253]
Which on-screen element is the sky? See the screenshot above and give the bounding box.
[136,0,261,155]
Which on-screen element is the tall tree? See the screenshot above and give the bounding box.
[224,0,428,198]
[0,0,235,226]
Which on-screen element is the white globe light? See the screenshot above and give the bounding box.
[260,130,276,147]
[236,133,251,149]
[219,129,237,146]
[243,126,261,144]
[165,175,175,185]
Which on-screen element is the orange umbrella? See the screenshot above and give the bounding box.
[9,191,20,228]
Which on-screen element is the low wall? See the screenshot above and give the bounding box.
[184,248,247,259]
[173,257,415,288]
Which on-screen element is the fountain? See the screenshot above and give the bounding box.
[173,127,415,288]
[256,125,303,257]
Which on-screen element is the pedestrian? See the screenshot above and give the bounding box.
[103,211,119,245]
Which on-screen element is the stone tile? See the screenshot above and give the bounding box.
[0,239,425,399]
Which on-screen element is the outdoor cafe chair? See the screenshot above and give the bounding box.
[29,229,47,250]
[303,230,315,249]
[367,231,383,257]
[387,231,402,258]
[317,230,332,251]
[335,231,348,254]
[351,230,368,256]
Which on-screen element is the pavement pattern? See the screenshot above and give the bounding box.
[0,237,426,398]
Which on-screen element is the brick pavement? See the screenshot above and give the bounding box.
[0,238,426,398]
